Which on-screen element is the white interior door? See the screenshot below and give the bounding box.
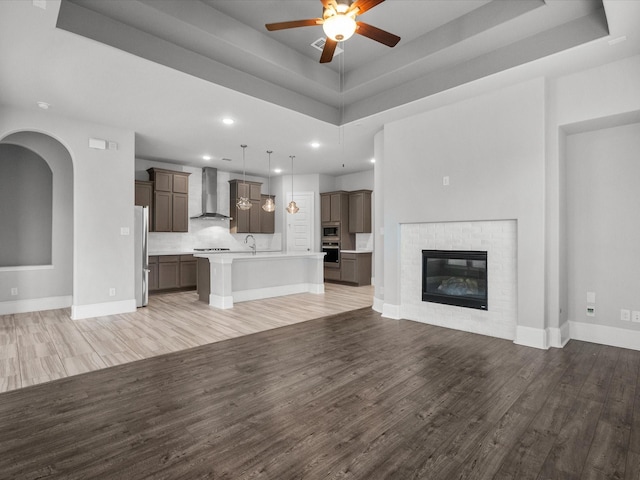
[286,192,314,252]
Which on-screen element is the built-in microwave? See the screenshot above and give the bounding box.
[322,224,339,239]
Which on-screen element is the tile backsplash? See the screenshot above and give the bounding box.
[149,221,282,254]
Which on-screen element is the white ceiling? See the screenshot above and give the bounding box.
[1,0,639,178]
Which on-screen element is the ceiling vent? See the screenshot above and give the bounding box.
[311,38,343,57]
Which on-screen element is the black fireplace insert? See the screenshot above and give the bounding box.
[422,250,488,310]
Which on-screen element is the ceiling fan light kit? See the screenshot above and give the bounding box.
[265,0,400,63]
[322,13,357,42]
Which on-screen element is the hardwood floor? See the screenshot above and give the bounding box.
[1,302,639,479]
[0,283,374,392]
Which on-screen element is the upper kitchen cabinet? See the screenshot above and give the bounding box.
[229,179,263,234]
[320,191,349,223]
[134,180,153,222]
[146,168,191,232]
[349,190,372,233]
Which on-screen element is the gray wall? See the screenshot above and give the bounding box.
[0,131,73,303]
[1,106,135,317]
[381,78,546,330]
[566,122,640,330]
[0,144,52,266]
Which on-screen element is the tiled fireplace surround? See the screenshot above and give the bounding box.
[400,220,518,341]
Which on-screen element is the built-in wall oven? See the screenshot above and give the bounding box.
[322,242,340,268]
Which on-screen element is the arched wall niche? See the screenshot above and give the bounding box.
[0,131,74,308]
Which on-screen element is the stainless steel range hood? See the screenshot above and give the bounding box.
[191,167,231,220]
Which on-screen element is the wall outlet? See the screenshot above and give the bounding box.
[109,288,116,297]
[632,311,640,323]
[10,287,18,296]
[586,306,596,317]
[621,309,631,321]
[120,227,130,236]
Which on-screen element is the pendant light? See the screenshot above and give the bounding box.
[236,144,251,211]
[262,150,276,212]
[286,155,299,214]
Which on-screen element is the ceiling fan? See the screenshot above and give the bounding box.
[265,0,401,63]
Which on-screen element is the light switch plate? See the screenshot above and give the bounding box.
[586,292,596,303]
[621,309,631,321]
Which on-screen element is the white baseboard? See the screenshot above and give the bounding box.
[71,299,136,320]
[381,303,401,320]
[514,325,549,350]
[210,294,234,309]
[570,321,640,351]
[372,296,384,313]
[548,322,571,348]
[0,295,72,315]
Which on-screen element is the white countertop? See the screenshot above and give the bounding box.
[340,250,373,254]
[194,251,324,262]
[149,249,281,256]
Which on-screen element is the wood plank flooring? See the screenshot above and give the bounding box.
[0,283,374,392]
[1,304,639,479]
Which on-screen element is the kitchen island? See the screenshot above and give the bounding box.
[194,251,325,309]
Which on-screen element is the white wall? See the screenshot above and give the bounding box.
[0,132,73,310]
[0,106,135,318]
[381,79,547,333]
[566,122,640,331]
[334,170,374,191]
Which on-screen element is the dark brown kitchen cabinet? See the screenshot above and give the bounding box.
[179,254,197,287]
[349,190,372,233]
[147,168,191,232]
[321,191,349,223]
[149,254,196,292]
[340,252,372,286]
[148,256,159,291]
[135,180,154,228]
[172,194,189,232]
[260,195,275,234]
[157,255,180,290]
[229,179,264,234]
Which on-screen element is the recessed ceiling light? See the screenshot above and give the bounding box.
[274,168,282,174]
[202,155,212,161]
[370,158,376,163]
[311,142,320,148]
[222,118,234,125]
[36,101,50,110]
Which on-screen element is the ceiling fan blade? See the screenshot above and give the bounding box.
[349,0,385,15]
[356,21,400,47]
[320,38,338,63]
[265,19,322,31]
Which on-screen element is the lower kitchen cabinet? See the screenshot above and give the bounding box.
[158,256,180,289]
[340,252,372,286]
[179,255,197,287]
[324,267,341,281]
[149,254,197,292]
[148,256,159,291]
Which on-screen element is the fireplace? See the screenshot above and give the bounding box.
[422,250,488,310]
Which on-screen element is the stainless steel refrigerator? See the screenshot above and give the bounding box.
[134,205,149,307]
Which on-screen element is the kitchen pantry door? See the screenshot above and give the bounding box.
[286,192,314,252]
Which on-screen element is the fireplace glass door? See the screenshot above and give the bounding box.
[422,250,488,310]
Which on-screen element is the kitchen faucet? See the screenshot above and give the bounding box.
[245,234,256,255]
